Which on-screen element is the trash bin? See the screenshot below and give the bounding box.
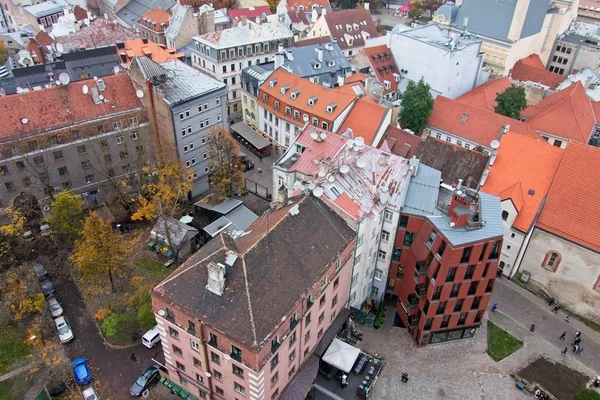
[147,241,156,251]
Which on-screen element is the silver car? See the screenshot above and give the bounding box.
[54,316,74,343]
[47,296,63,318]
[82,387,99,400]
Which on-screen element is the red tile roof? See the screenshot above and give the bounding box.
[321,9,381,50]
[377,125,422,158]
[73,5,87,21]
[519,54,546,69]
[482,133,564,232]
[228,6,271,22]
[428,96,541,148]
[339,98,389,145]
[521,82,596,143]
[295,37,329,47]
[286,0,331,11]
[345,73,368,85]
[292,125,348,176]
[457,78,512,112]
[0,74,142,141]
[140,8,170,32]
[287,10,310,24]
[510,57,564,90]
[363,45,399,94]
[536,142,600,253]
[35,30,54,47]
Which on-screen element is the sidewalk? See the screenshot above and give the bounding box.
[496,278,600,346]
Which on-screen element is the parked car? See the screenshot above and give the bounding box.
[47,296,63,318]
[82,387,99,400]
[130,365,160,396]
[141,326,160,348]
[71,358,92,385]
[33,263,47,280]
[54,316,74,343]
[40,278,55,297]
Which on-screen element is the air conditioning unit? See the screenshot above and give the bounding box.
[81,193,89,198]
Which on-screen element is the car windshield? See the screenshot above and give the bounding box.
[50,303,60,311]
[136,373,149,386]
[57,324,69,335]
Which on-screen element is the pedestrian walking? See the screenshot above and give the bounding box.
[576,346,584,355]
[573,344,579,353]
[561,347,568,355]
[559,331,566,340]
[553,304,561,313]
[574,337,581,345]
[401,373,409,383]
[576,331,581,338]
[130,352,137,362]
[492,303,498,312]
[564,315,571,323]
[530,324,536,332]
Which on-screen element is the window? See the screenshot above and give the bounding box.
[231,345,242,362]
[502,210,509,221]
[81,161,90,170]
[384,210,393,221]
[5,182,15,192]
[289,331,296,346]
[77,145,87,154]
[465,265,476,280]
[15,161,25,170]
[233,364,244,378]
[215,386,224,395]
[213,370,223,381]
[446,267,457,282]
[374,268,384,281]
[318,312,324,324]
[461,247,472,264]
[351,273,358,287]
[85,175,95,183]
[173,345,183,356]
[22,177,31,187]
[305,313,311,326]
[191,340,200,351]
[270,354,279,371]
[195,373,204,384]
[399,215,409,228]
[450,283,459,297]
[289,349,296,362]
[271,371,279,385]
[119,151,129,160]
[403,232,414,247]
[454,298,464,312]
[304,330,310,342]
[211,352,220,364]
[58,166,68,176]
[543,251,561,272]
[113,121,122,130]
[436,301,446,315]
[377,250,387,261]
[427,231,437,246]
[116,135,124,144]
[176,361,185,371]
[169,327,179,339]
[471,297,481,310]
[381,230,390,242]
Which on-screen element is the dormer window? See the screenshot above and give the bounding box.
[297,5,304,10]
[353,23,359,30]
[346,24,352,31]
[290,89,300,99]
[326,103,337,114]
[269,79,278,88]
[307,95,318,106]
[384,80,391,89]
[280,85,290,94]
[328,60,335,67]
[314,62,321,69]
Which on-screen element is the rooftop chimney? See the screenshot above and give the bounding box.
[206,262,226,296]
[448,190,472,229]
[275,182,288,205]
[318,157,331,177]
[460,112,468,123]
[316,46,323,62]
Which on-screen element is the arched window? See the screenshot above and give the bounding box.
[542,251,562,272]
[502,210,509,221]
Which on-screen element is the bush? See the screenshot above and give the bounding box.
[101,313,124,339]
[373,306,385,329]
[137,302,156,331]
[576,389,600,400]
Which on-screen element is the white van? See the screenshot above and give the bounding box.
[142,325,161,348]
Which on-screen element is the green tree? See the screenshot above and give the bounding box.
[408,0,424,19]
[101,313,123,339]
[208,127,245,198]
[0,42,7,65]
[494,85,527,119]
[399,78,434,134]
[45,191,84,243]
[71,212,127,292]
[575,389,600,400]
[340,0,354,9]
[422,0,445,19]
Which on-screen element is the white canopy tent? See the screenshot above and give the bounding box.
[321,338,361,373]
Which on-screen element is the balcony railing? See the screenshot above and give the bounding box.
[408,295,419,306]
[407,317,418,328]
[415,262,428,275]
[271,341,281,354]
[415,284,427,298]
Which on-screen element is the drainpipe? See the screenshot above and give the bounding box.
[199,322,214,399]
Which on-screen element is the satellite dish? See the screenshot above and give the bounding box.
[55,80,61,86]
[82,85,89,94]
[56,43,64,53]
[346,139,355,148]
[21,118,28,124]
[157,309,166,317]
[167,70,175,79]
[327,175,335,183]
[307,183,316,190]
[356,158,367,169]
[340,165,350,174]
[136,89,144,98]
[16,87,23,94]
[58,73,70,85]
[310,131,319,140]
[205,372,212,377]
[313,186,324,198]
[93,76,98,81]
[490,139,500,150]
[320,132,327,140]
[98,95,104,101]
[113,65,120,74]
[355,136,365,147]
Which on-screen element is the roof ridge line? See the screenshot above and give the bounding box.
[241,257,259,347]
[155,243,225,289]
[527,85,578,124]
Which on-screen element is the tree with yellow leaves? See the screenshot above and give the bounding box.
[207,127,246,198]
[71,212,127,292]
[3,264,45,321]
[45,191,85,243]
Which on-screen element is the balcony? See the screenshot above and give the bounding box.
[407,316,418,328]
[415,284,427,298]
[407,295,419,306]
[415,262,428,275]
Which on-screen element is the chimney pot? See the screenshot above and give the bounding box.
[460,112,468,123]
[206,262,226,296]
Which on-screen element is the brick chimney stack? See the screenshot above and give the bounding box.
[448,180,472,228]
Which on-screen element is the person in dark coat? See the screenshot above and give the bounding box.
[559,331,566,340]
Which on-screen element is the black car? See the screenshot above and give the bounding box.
[33,263,47,280]
[40,278,56,297]
[130,365,160,396]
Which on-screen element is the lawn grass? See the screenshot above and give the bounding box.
[519,357,590,400]
[0,325,32,375]
[0,373,34,400]
[487,321,523,362]
[135,258,170,280]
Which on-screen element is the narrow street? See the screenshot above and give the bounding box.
[52,269,159,398]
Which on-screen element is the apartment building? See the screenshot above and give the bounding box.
[138,8,170,46]
[256,68,390,148]
[361,45,401,102]
[165,3,229,51]
[190,15,293,121]
[481,132,563,278]
[129,57,228,198]
[241,63,274,129]
[151,195,356,400]
[393,181,503,346]
[547,21,600,76]
[0,73,152,210]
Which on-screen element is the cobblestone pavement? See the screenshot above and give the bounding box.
[357,287,598,400]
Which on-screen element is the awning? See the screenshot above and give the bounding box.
[321,338,361,373]
[280,355,320,400]
[314,308,351,357]
[231,122,271,151]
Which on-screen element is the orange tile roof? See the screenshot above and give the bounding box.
[457,78,512,112]
[519,54,546,69]
[482,132,563,232]
[120,39,183,67]
[34,30,54,47]
[140,8,170,32]
[510,58,564,90]
[0,74,142,140]
[536,142,600,253]
[428,96,541,148]
[259,68,356,122]
[322,9,381,50]
[521,82,596,142]
[363,45,399,94]
[73,5,87,21]
[593,101,600,121]
[339,98,388,145]
[345,73,368,84]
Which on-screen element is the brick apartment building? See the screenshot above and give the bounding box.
[393,183,503,346]
[0,74,152,211]
[151,195,356,399]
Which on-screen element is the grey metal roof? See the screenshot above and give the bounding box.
[226,205,259,231]
[427,192,504,247]
[402,164,442,217]
[281,42,350,84]
[152,215,199,246]
[116,0,175,28]
[165,2,188,41]
[213,198,243,214]
[24,0,68,17]
[433,1,458,21]
[203,205,258,236]
[451,0,550,42]
[231,122,271,150]
[136,58,226,106]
